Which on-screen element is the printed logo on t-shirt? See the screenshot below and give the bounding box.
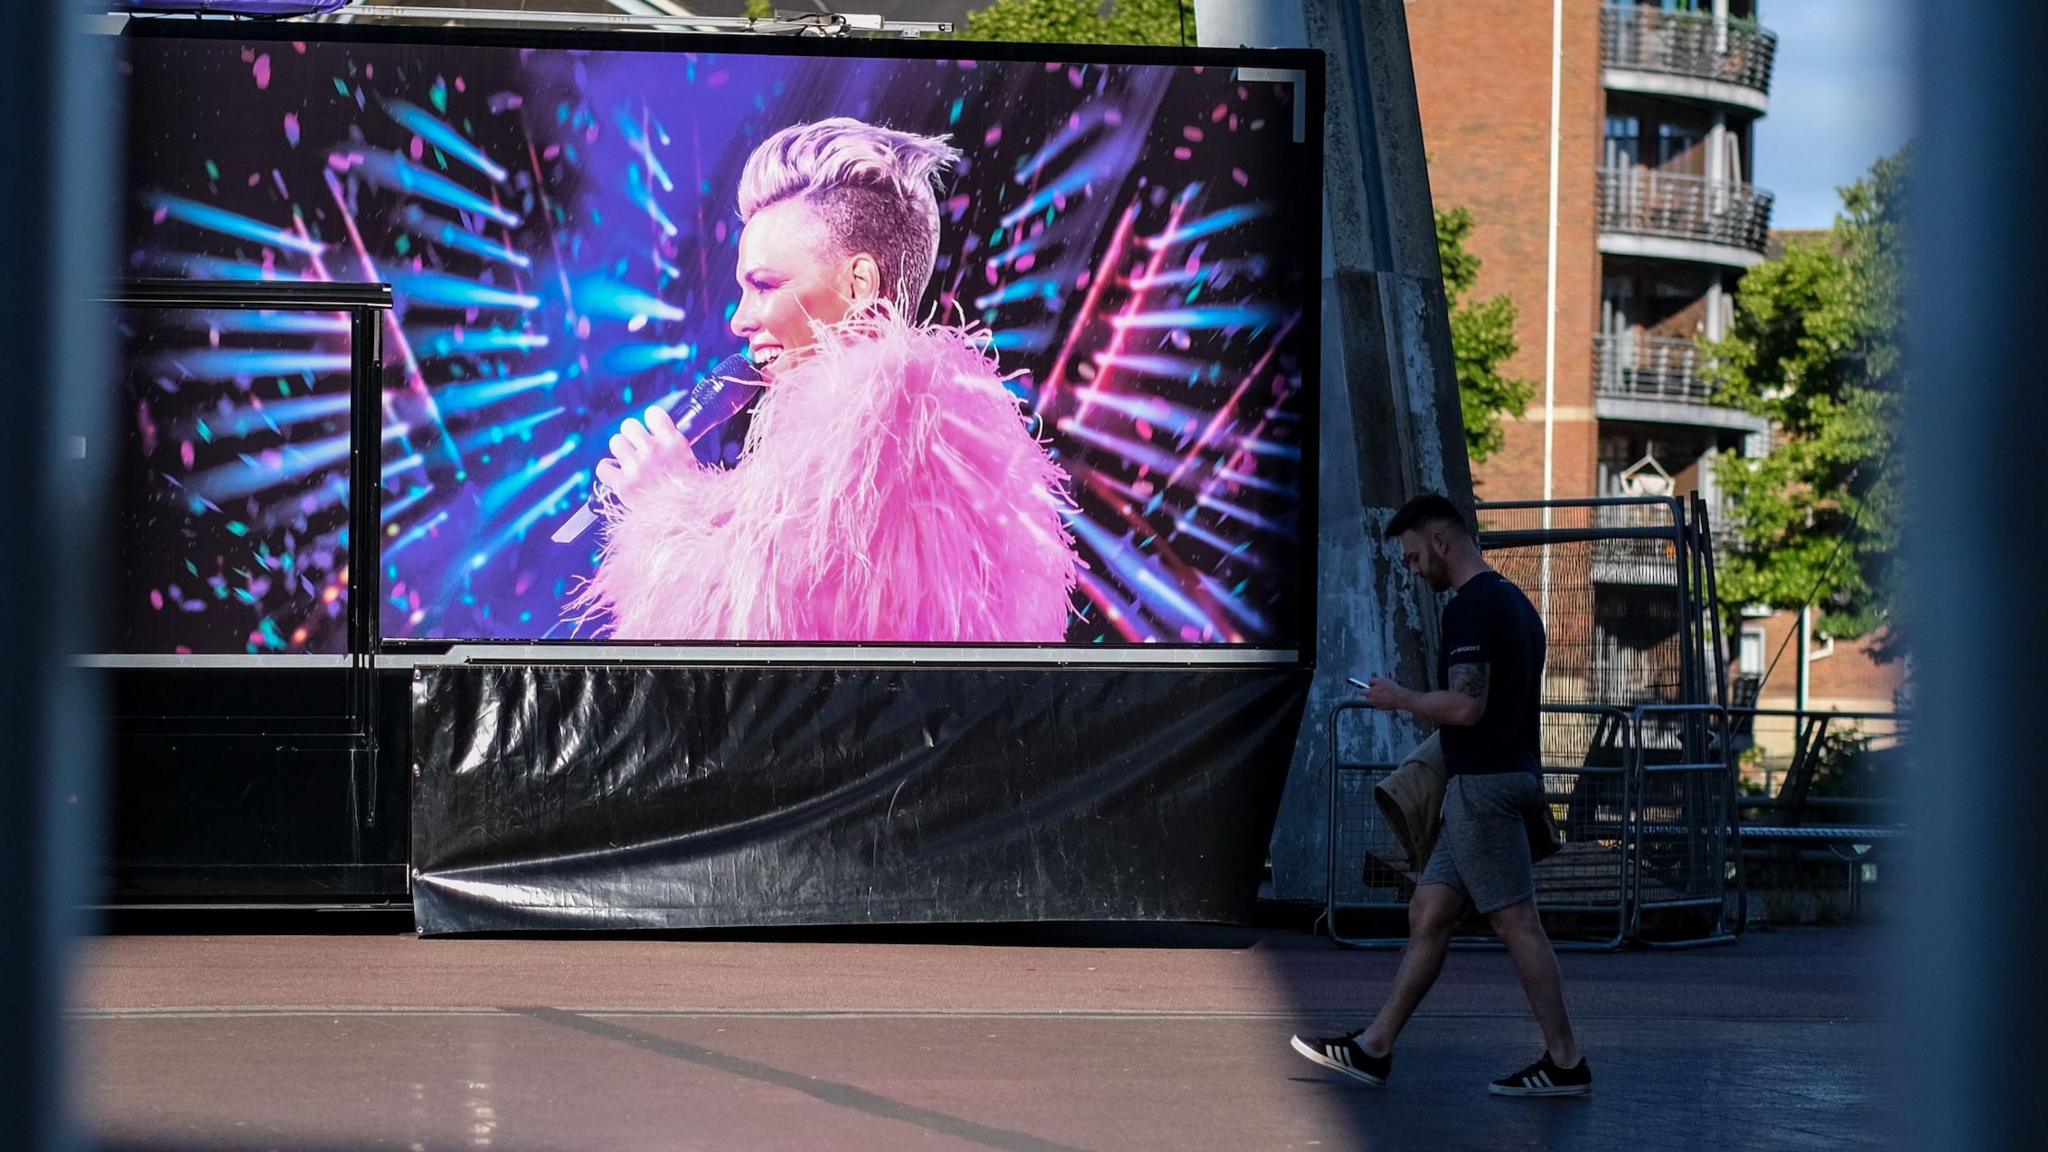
[1449,644,1484,660]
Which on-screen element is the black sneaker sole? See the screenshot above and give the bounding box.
[1289,1036,1387,1087]
[1488,1080,1591,1098]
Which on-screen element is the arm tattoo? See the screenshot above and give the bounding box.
[1449,662,1490,703]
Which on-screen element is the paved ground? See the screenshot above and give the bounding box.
[75,921,1895,1150]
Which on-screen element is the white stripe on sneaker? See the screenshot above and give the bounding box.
[1290,1036,1386,1087]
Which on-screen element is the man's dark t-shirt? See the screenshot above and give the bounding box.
[1437,570,1546,776]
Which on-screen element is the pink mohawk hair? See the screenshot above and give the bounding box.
[738,117,964,307]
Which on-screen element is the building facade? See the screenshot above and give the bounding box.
[1406,0,1901,752]
[1407,0,1772,508]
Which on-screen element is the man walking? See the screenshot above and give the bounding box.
[1290,493,1591,1096]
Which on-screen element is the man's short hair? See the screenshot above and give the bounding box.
[1383,493,1469,542]
[738,117,962,308]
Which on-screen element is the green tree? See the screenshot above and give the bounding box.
[745,0,772,19]
[956,0,1194,46]
[1708,148,1907,647]
[1436,206,1534,463]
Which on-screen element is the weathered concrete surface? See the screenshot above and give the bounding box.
[78,925,1893,1151]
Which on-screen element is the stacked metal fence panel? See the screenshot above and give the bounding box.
[1323,497,1738,949]
[1326,704,1635,950]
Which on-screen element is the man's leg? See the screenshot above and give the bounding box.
[1357,882,1467,1057]
[1487,898,1581,1067]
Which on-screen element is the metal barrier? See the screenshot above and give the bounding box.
[1731,706,1908,922]
[1323,702,1637,951]
[1475,497,1703,724]
[1323,497,1750,949]
[1629,703,1739,948]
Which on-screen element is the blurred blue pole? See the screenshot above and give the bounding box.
[1908,0,2048,1147]
[0,4,116,1151]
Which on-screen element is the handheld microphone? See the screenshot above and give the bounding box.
[550,351,763,544]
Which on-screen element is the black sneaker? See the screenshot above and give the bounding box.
[1489,1052,1592,1097]
[1289,1032,1390,1087]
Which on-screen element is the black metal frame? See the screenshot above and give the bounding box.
[98,278,396,899]
[1322,701,1639,952]
[1324,496,1744,949]
[117,19,1328,665]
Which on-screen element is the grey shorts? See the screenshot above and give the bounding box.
[1418,772,1543,914]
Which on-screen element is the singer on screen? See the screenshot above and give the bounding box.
[569,117,1080,642]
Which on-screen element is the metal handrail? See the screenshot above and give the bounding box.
[1597,167,1775,255]
[1726,705,1906,826]
[1323,702,1638,952]
[1600,5,1778,96]
[1594,333,1716,404]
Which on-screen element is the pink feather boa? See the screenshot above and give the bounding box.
[570,306,1079,642]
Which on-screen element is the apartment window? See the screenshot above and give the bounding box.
[1605,116,1642,169]
[1602,276,1637,335]
[1739,625,1767,678]
[1658,123,1705,173]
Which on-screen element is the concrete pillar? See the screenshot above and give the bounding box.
[1195,0,1473,901]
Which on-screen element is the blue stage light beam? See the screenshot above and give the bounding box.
[454,407,565,452]
[194,312,352,335]
[399,205,532,269]
[351,149,522,228]
[157,349,352,379]
[1109,305,1290,331]
[389,271,540,311]
[479,436,580,517]
[1146,203,1272,248]
[999,148,1112,230]
[572,276,686,324]
[180,390,353,439]
[382,98,510,183]
[413,327,551,357]
[973,276,1062,310]
[194,422,410,502]
[434,370,561,415]
[148,193,327,256]
[1066,513,1224,641]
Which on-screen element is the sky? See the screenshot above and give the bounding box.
[1752,0,1916,230]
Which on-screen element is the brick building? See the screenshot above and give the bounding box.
[1404,0,1902,746]
[1407,0,1771,507]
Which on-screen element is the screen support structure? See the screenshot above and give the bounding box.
[267,6,953,38]
[99,278,393,823]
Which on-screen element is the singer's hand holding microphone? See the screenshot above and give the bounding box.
[551,351,762,544]
[597,404,687,504]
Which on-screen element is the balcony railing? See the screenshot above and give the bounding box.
[1602,5,1777,98]
[1598,167,1774,256]
[1595,334,1714,404]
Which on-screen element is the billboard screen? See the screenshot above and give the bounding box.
[107,302,357,655]
[120,25,1320,648]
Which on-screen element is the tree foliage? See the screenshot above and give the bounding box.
[1708,148,1907,647]
[1436,206,1535,463]
[956,0,1194,46]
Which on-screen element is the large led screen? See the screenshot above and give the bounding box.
[121,25,1320,647]
[108,303,356,655]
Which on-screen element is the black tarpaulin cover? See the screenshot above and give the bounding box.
[410,664,1309,934]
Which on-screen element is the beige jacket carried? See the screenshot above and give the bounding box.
[1373,732,1447,872]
